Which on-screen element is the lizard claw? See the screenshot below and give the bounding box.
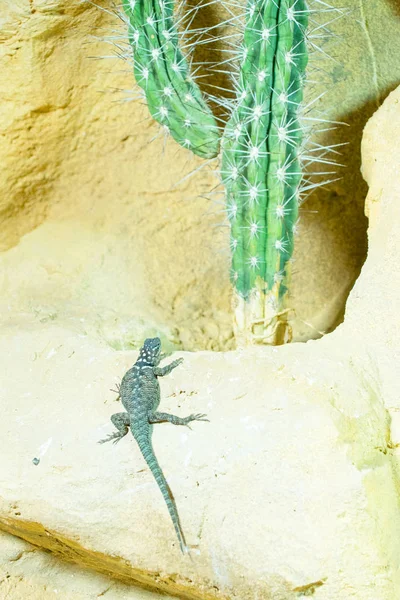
[98,433,123,445]
[109,385,121,402]
[194,413,209,422]
[98,436,111,445]
[186,413,209,424]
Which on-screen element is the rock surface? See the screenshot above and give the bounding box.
[0,530,172,600]
[1,85,400,598]
[0,320,396,599]
[1,1,400,598]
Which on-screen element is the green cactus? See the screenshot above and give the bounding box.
[122,0,220,158]
[113,0,341,344]
[220,0,309,343]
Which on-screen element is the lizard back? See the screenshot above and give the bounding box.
[101,337,207,553]
[120,348,187,553]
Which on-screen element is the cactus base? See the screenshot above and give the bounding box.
[233,283,293,346]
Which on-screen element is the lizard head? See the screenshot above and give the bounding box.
[139,337,162,366]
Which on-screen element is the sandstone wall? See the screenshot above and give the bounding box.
[1,0,400,348]
[1,3,400,599]
[0,83,399,600]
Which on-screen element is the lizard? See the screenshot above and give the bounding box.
[99,337,208,553]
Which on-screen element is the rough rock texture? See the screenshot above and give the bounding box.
[1,1,400,598]
[0,0,232,352]
[0,530,172,599]
[1,85,400,597]
[1,0,400,348]
[0,327,396,599]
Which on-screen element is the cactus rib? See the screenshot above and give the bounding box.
[221,0,309,341]
[122,0,220,158]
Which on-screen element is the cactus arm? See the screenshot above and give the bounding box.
[122,0,220,158]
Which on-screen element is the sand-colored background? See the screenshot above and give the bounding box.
[1,2,400,598]
[1,83,400,597]
[1,0,400,350]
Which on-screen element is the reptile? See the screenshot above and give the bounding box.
[99,337,208,553]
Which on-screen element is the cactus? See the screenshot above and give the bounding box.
[220,0,309,344]
[109,0,341,344]
[121,0,220,158]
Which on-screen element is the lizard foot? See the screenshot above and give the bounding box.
[98,432,126,445]
[183,413,209,429]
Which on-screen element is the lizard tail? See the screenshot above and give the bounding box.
[135,436,188,554]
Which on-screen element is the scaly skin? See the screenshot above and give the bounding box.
[122,0,220,158]
[99,337,208,553]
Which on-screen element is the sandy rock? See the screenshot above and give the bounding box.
[1,84,400,600]
[0,271,399,600]
[340,85,400,408]
[0,0,233,352]
[0,530,170,599]
[1,2,400,599]
[2,1,400,347]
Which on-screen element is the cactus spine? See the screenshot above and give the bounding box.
[221,0,309,344]
[115,0,331,345]
[122,0,220,158]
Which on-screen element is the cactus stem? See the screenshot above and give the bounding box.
[96,0,345,346]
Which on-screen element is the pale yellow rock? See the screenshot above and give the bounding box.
[0,530,171,599]
[2,77,400,590]
[1,0,400,347]
[0,0,232,352]
[0,321,395,599]
[1,2,400,599]
[1,84,400,600]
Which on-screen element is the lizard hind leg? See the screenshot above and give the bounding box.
[148,412,209,429]
[98,412,130,444]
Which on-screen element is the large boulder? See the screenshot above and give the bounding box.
[1,1,400,597]
[1,85,400,597]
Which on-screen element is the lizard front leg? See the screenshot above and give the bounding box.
[98,412,130,444]
[148,411,208,429]
[153,358,183,377]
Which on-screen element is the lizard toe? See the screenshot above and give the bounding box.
[193,413,209,422]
